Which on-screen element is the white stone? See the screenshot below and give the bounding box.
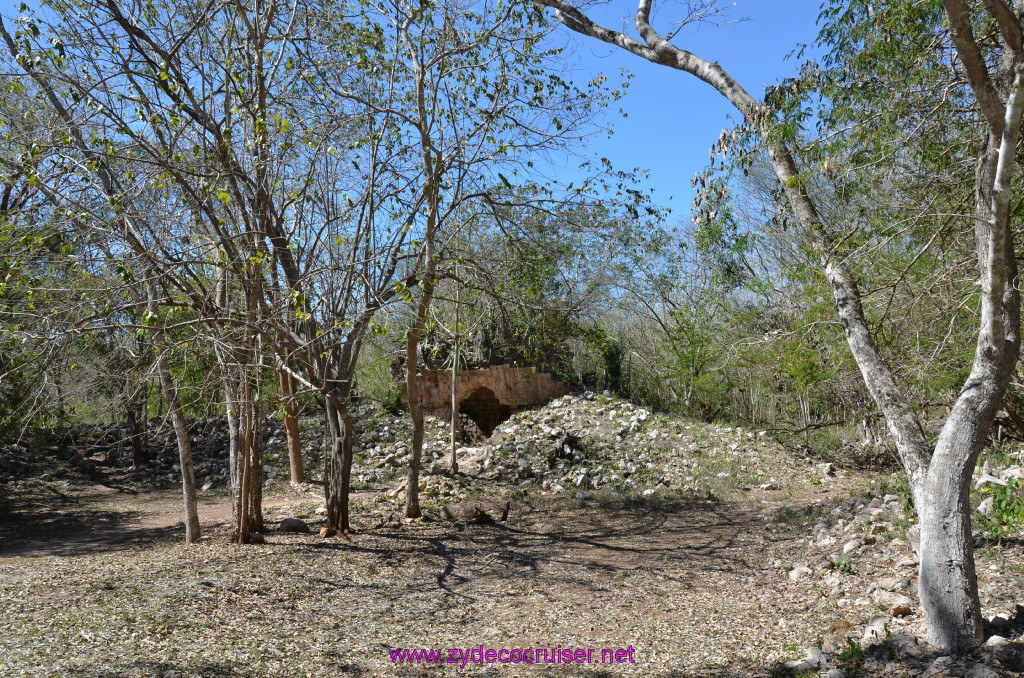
[862,613,888,643]
[788,566,813,581]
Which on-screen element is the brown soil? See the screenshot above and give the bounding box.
[1,403,1022,676]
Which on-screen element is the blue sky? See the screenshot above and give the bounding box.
[557,0,825,217]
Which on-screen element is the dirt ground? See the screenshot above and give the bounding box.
[0,474,864,677]
[2,400,1023,677]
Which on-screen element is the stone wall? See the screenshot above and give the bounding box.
[401,365,567,435]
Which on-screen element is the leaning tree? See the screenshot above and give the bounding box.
[532,0,1024,653]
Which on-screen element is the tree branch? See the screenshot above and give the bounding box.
[942,0,1008,133]
[982,0,1023,52]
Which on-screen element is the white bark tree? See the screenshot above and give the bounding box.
[531,0,1024,653]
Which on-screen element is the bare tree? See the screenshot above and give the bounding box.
[369,0,609,517]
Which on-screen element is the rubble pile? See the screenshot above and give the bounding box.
[346,391,804,504]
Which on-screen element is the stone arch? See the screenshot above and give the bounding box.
[459,387,512,437]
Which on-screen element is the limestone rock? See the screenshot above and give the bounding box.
[964,665,999,678]
[877,576,906,591]
[862,614,888,644]
[440,503,495,524]
[927,656,956,678]
[873,589,913,608]
[789,565,813,581]
[803,646,824,669]
[829,619,854,634]
[279,518,310,534]
[887,632,922,658]
[783,659,811,672]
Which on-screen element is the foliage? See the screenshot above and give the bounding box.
[977,478,1024,539]
[837,637,865,678]
[382,389,402,416]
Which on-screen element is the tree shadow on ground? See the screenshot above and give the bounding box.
[447,641,1024,677]
[61,660,246,677]
[0,480,183,557]
[59,656,371,677]
[306,493,796,614]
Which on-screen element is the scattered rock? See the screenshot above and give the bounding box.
[783,659,812,672]
[248,532,266,544]
[862,614,888,644]
[830,619,854,634]
[803,646,824,669]
[988,615,1011,631]
[927,656,956,677]
[319,527,337,538]
[440,503,495,524]
[877,576,905,591]
[887,631,922,658]
[279,518,310,534]
[964,665,999,678]
[789,566,813,581]
[874,590,913,608]
[975,474,1008,490]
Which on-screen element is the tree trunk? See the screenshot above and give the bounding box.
[450,295,460,474]
[155,349,201,543]
[215,345,241,506]
[325,397,353,533]
[405,360,424,518]
[232,363,264,543]
[234,379,253,543]
[402,26,443,518]
[918,480,983,652]
[225,376,240,503]
[249,389,264,534]
[230,318,264,543]
[279,364,304,484]
[127,403,144,469]
[405,278,435,519]
[145,279,200,544]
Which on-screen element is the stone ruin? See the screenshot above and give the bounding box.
[401,364,568,436]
